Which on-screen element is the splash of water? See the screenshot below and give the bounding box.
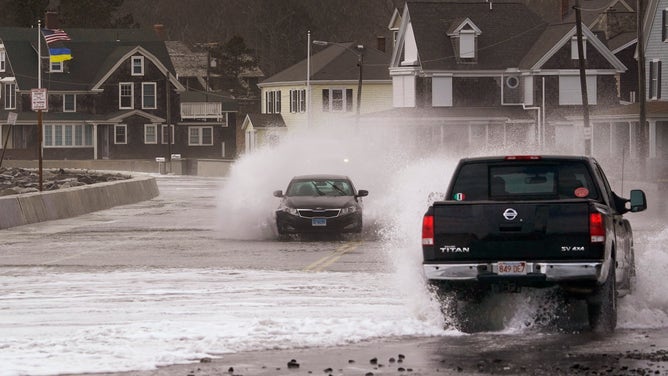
[216,122,668,332]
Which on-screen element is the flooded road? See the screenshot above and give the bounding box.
[1,166,667,375]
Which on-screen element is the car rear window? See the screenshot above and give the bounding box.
[449,162,598,201]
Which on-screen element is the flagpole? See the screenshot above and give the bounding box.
[37,20,43,191]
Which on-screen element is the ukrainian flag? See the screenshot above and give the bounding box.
[49,47,72,63]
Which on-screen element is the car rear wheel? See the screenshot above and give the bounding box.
[587,263,617,333]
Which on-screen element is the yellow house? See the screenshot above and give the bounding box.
[250,40,392,151]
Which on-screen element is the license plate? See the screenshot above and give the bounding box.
[312,218,327,226]
[497,261,527,275]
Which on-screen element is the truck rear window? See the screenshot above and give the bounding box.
[450,162,598,201]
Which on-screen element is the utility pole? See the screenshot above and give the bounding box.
[574,0,591,155]
[637,0,648,176]
[166,71,172,173]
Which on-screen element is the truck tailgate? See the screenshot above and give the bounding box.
[426,201,599,262]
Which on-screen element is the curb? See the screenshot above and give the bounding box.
[0,175,159,230]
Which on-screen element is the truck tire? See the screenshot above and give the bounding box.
[587,263,617,332]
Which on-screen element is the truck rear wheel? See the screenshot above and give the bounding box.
[587,264,617,332]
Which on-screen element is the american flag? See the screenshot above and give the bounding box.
[41,28,71,45]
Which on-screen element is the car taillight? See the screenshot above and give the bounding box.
[422,215,434,246]
[504,155,541,160]
[590,212,605,243]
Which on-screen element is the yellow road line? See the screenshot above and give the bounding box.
[303,241,361,272]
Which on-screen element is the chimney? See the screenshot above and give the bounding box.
[377,36,386,52]
[561,0,571,20]
[153,24,166,40]
[45,11,59,29]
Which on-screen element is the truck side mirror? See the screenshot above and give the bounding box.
[273,190,283,198]
[629,189,647,212]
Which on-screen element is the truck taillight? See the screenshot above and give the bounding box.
[422,215,434,246]
[589,212,605,243]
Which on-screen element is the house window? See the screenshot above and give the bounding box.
[571,37,587,59]
[0,50,5,72]
[114,124,127,144]
[188,126,213,145]
[162,124,174,144]
[44,124,93,147]
[4,82,16,109]
[51,61,63,72]
[322,88,353,112]
[290,89,306,113]
[142,82,157,109]
[144,124,158,144]
[663,9,668,42]
[131,56,144,76]
[558,75,597,105]
[265,90,281,113]
[650,60,662,100]
[63,94,76,112]
[459,30,475,58]
[119,82,134,109]
[432,76,453,107]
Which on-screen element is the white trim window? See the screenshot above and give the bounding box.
[119,82,134,109]
[162,124,175,144]
[114,124,127,144]
[289,89,306,113]
[558,75,597,105]
[131,56,144,76]
[650,60,662,100]
[459,30,475,59]
[663,9,668,42]
[322,88,353,112]
[63,94,76,112]
[142,82,157,109]
[571,36,587,59]
[51,61,63,72]
[44,124,93,147]
[4,82,16,109]
[0,50,5,72]
[188,126,213,146]
[144,124,158,144]
[265,90,281,114]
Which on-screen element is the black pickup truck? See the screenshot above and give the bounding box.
[422,155,647,332]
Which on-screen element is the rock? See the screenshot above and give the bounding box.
[0,167,130,196]
[287,359,299,369]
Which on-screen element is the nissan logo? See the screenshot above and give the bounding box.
[503,208,518,221]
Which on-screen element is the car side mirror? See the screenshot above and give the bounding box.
[273,190,283,198]
[357,190,369,197]
[629,189,647,212]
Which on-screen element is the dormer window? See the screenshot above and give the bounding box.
[131,56,144,76]
[459,30,476,58]
[447,18,482,61]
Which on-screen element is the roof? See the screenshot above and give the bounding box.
[291,174,351,181]
[244,113,286,128]
[260,43,390,86]
[165,40,207,78]
[405,1,548,71]
[0,27,176,92]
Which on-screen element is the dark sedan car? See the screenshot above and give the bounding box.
[273,175,368,236]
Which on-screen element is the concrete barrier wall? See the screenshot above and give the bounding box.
[3,159,234,177]
[0,175,159,230]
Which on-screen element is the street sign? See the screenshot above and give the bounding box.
[31,88,48,111]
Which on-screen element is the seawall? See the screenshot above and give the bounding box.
[0,174,159,230]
